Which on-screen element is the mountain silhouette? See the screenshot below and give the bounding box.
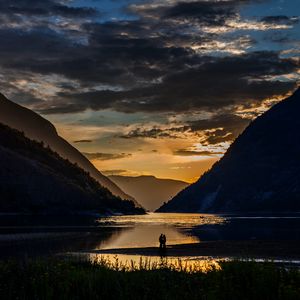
[109,175,189,211]
[157,88,300,213]
[0,93,135,202]
[0,122,145,214]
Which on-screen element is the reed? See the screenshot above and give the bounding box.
[0,257,299,299]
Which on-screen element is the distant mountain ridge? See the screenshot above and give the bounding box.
[0,122,145,214]
[157,88,300,213]
[0,93,135,202]
[109,175,189,211]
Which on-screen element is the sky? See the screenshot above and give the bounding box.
[0,0,299,183]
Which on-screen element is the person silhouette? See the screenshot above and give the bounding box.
[159,233,167,249]
[162,234,166,249]
[159,233,164,249]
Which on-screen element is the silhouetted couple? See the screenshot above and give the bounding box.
[159,233,166,250]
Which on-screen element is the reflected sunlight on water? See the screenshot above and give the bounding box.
[63,213,300,268]
[96,213,226,228]
[97,225,199,249]
[94,213,226,249]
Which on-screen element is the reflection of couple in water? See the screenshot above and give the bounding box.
[159,233,167,250]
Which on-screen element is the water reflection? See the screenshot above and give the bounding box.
[96,213,225,228]
[0,213,225,258]
[94,213,225,249]
[97,225,199,250]
[1,213,300,261]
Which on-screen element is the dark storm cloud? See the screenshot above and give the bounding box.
[39,51,298,114]
[0,0,264,89]
[83,152,132,161]
[0,27,98,84]
[131,0,256,26]
[0,0,98,18]
[261,15,300,25]
[0,20,197,88]
[0,0,298,120]
[0,28,75,61]
[163,0,238,25]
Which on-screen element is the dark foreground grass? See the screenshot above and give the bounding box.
[0,258,299,300]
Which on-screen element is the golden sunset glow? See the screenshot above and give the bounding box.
[0,1,300,297]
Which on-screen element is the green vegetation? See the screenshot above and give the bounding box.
[0,258,299,300]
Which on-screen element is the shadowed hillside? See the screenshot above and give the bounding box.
[109,175,189,211]
[0,93,134,202]
[158,88,300,213]
[0,122,145,215]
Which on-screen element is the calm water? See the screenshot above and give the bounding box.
[1,213,300,262]
[95,213,225,249]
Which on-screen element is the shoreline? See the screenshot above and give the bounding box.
[81,240,300,260]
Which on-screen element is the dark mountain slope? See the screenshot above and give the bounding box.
[0,93,134,201]
[157,88,300,213]
[109,175,189,211]
[0,122,145,215]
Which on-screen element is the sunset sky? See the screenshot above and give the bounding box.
[0,0,299,182]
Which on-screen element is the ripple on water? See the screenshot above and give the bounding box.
[96,212,226,228]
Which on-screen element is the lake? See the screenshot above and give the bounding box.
[1,213,300,266]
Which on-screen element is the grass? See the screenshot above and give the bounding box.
[0,257,299,300]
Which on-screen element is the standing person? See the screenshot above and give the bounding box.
[159,233,164,249]
[162,234,166,249]
[159,234,167,249]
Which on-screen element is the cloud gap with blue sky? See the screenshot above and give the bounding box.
[0,0,299,182]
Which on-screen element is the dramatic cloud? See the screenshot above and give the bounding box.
[173,149,224,156]
[159,0,242,25]
[120,113,251,145]
[188,113,251,144]
[0,0,98,19]
[261,16,300,25]
[0,0,299,181]
[0,0,298,116]
[36,51,298,115]
[120,127,185,139]
[83,152,132,161]
[73,139,93,144]
[130,0,256,24]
